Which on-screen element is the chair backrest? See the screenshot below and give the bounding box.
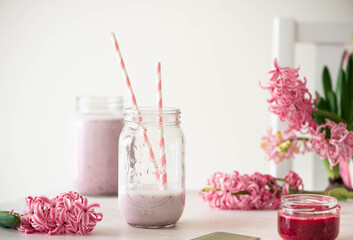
[270,17,353,190]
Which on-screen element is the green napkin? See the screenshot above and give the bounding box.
[190,232,260,240]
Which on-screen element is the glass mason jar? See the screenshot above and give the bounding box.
[73,96,124,195]
[278,194,340,240]
[119,107,185,228]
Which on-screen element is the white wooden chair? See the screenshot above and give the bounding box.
[270,17,353,190]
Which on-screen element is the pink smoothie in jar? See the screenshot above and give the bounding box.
[73,96,123,195]
[119,108,185,228]
[119,190,185,228]
[278,194,340,240]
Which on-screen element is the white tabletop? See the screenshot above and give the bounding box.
[0,191,352,240]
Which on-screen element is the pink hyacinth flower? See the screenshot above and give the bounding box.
[261,59,317,133]
[261,128,308,164]
[309,119,353,168]
[199,171,304,210]
[281,171,304,195]
[17,191,102,235]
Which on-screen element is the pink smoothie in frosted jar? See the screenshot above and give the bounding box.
[278,194,340,240]
[73,96,124,195]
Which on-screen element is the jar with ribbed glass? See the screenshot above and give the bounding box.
[119,107,185,228]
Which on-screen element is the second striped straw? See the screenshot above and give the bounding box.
[156,62,167,189]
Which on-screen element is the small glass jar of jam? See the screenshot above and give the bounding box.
[278,194,340,240]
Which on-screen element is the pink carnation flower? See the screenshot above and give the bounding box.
[17,191,102,235]
[261,59,317,132]
[309,119,353,168]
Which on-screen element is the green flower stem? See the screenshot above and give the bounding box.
[275,178,289,184]
[203,178,353,200]
[201,187,250,195]
[202,187,220,192]
[202,186,353,200]
[231,190,250,195]
[297,137,309,141]
[313,109,353,131]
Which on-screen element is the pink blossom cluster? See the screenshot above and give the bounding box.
[261,59,317,132]
[310,119,353,168]
[260,58,353,190]
[17,191,102,235]
[281,171,304,195]
[261,128,309,163]
[199,171,303,210]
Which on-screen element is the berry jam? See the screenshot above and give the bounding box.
[278,194,340,240]
[278,211,339,240]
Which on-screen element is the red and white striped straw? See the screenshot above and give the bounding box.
[156,62,167,188]
[110,33,138,109]
[110,32,160,180]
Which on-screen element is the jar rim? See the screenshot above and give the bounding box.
[77,96,123,103]
[123,107,180,115]
[76,96,123,114]
[123,107,181,125]
[281,194,338,212]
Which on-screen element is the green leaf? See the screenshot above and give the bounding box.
[340,70,349,120]
[346,54,353,123]
[336,68,344,117]
[322,66,333,101]
[336,51,349,120]
[328,188,350,201]
[327,92,337,114]
[313,109,353,131]
[347,54,353,83]
[322,158,340,179]
[313,94,328,124]
[0,212,21,228]
[339,50,348,69]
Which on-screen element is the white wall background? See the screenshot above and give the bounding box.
[0,0,353,204]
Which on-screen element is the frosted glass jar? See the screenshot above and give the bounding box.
[73,96,124,195]
[119,107,185,228]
